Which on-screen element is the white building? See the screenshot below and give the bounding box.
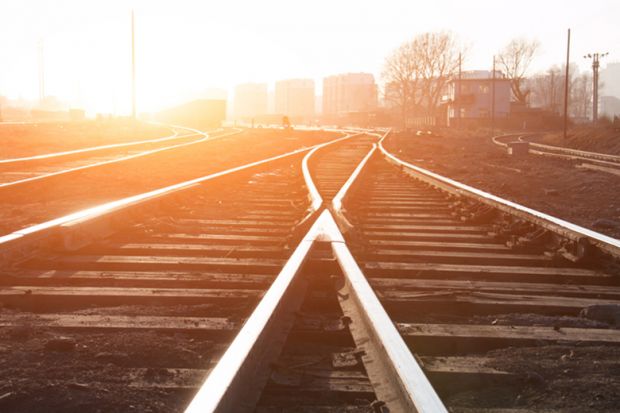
[274,79,315,122]
[445,70,511,126]
[601,62,620,118]
[233,83,268,120]
[601,62,620,99]
[322,73,377,115]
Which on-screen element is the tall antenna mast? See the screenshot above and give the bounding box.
[131,10,136,120]
[584,51,608,123]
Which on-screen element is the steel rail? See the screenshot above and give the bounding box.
[492,133,620,167]
[329,128,446,412]
[301,132,364,212]
[187,129,446,412]
[186,209,447,413]
[331,233,447,413]
[0,124,185,164]
[0,126,232,189]
[380,133,620,257]
[0,131,351,265]
[519,135,620,163]
[490,133,522,147]
[331,143,377,212]
[184,211,326,413]
[331,143,377,230]
[527,146,620,169]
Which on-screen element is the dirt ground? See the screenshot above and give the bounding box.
[0,324,221,413]
[0,129,338,236]
[384,130,620,239]
[539,125,620,155]
[444,344,620,412]
[0,301,256,413]
[0,120,171,159]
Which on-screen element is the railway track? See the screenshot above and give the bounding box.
[0,129,619,412]
[0,131,390,412]
[0,123,178,165]
[0,125,235,189]
[493,134,620,176]
[347,136,620,411]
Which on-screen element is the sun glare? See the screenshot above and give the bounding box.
[0,0,618,116]
[0,2,620,413]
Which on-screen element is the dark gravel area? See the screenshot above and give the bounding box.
[447,345,620,412]
[384,130,620,239]
[0,324,223,413]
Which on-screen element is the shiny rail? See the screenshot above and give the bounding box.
[301,132,363,212]
[186,131,447,413]
[0,126,236,189]
[384,133,620,257]
[0,130,354,265]
[0,123,184,164]
[492,133,620,170]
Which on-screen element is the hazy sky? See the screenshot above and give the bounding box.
[0,0,618,114]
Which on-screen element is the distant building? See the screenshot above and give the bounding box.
[445,70,511,127]
[274,79,315,122]
[233,83,268,120]
[601,62,620,99]
[322,73,377,115]
[600,95,620,119]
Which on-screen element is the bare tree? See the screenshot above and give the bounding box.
[383,31,461,126]
[382,40,420,127]
[571,72,593,120]
[497,38,540,105]
[528,63,595,122]
[415,32,461,115]
[529,64,578,114]
[530,66,563,113]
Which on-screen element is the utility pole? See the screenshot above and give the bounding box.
[491,56,496,136]
[563,29,571,139]
[584,51,608,124]
[457,52,462,128]
[38,39,45,104]
[131,10,137,120]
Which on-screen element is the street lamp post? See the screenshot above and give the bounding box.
[583,52,608,123]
